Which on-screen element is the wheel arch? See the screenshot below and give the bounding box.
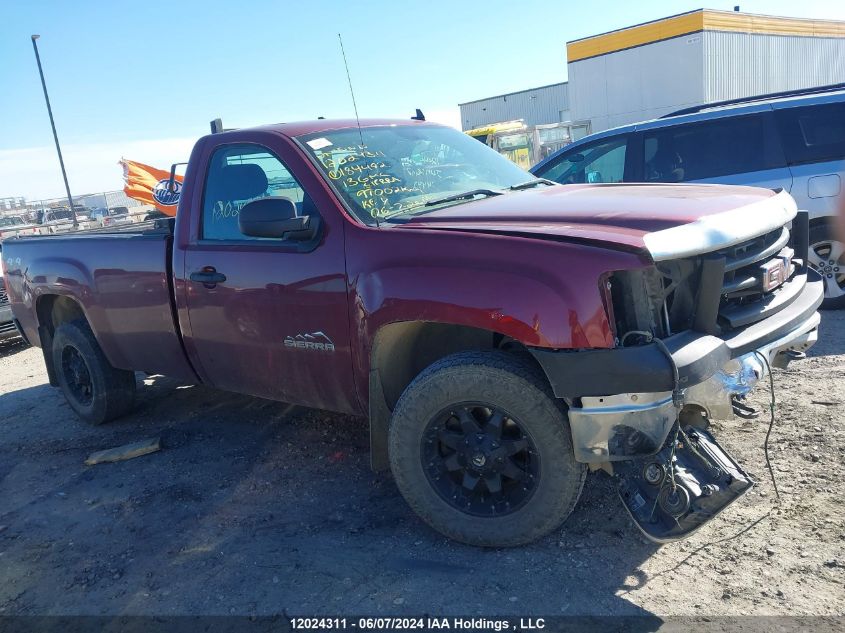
[366,320,544,471]
[809,215,835,231]
[35,294,90,386]
[37,294,88,335]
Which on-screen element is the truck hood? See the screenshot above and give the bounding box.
[388,184,797,260]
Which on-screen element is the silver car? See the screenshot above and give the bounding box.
[533,85,845,308]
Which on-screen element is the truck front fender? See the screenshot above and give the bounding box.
[345,225,650,414]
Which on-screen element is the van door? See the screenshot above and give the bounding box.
[774,100,845,303]
[639,112,792,192]
[774,101,845,219]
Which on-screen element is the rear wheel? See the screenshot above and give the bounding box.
[52,319,136,425]
[808,222,845,310]
[388,351,586,547]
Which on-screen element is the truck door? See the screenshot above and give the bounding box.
[178,140,359,414]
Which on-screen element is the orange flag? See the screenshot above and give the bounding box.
[120,159,183,217]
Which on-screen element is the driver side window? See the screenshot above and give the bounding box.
[201,144,305,240]
[539,136,629,185]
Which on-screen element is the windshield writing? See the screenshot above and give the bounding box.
[298,126,530,224]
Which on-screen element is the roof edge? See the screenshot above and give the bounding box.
[459,81,568,107]
[567,9,845,63]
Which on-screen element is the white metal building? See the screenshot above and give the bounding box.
[459,82,570,131]
[75,190,145,210]
[567,9,845,132]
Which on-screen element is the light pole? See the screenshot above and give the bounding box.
[31,34,77,229]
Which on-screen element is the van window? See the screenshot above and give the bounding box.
[775,102,845,165]
[537,136,628,184]
[643,114,772,182]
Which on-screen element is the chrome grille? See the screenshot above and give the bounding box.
[716,225,805,330]
[0,285,8,307]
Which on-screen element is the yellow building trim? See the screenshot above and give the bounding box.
[703,11,845,38]
[567,9,845,63]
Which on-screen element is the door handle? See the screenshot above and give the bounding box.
[190,267,227,287]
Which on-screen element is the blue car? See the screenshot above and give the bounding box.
[533,84,845,308]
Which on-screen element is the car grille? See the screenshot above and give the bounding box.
[715,226,804,330]
[0,284,8,308]
[605,215,808,343]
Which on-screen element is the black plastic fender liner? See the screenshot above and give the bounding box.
[529,344,673,398]
[368,368,391,472]
[529,333,729,399]
[13,319,31,346]
[38,324,59,387]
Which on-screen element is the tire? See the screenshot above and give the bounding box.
[808,222,845,310]
[388,350,586,547]
[52,319,136,425]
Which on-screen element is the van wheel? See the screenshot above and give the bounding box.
[808,223,845,309]
[52,319,136,425]
[388,351,586,547]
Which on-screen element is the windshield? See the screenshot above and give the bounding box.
[47,210,73,222]
[297,125,531,224]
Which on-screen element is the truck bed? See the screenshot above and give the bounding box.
[3,228,196,381]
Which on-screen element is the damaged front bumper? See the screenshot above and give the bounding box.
[528,270,824,541]
[564,309,820,463]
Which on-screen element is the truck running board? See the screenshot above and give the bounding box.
[616,425,754,542]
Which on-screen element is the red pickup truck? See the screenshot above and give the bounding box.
[2,118,823,546]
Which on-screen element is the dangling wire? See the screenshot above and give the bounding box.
[753,350,781,504]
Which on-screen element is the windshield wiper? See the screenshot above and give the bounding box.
[508,178,556,191]
[423,189,504,207]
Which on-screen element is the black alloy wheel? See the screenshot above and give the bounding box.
[421,404,539,517]
[61,344,94,407]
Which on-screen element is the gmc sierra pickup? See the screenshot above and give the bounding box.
[2,118,823,546]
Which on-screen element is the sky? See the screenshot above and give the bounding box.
[2,0,843,200]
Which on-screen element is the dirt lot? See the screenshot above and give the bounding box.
[0,313,843,618]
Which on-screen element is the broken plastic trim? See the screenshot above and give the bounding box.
[616,425,754,543]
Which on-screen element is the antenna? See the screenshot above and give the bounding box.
[338,33,365,149]
[338,33,379,227]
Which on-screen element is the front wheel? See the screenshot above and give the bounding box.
[808,222,845,309]
[388,351,586,547]
[52,319,136,425]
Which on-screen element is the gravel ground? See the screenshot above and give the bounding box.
[0,313,843,618]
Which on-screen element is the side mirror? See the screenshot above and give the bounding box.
[238,197,319,240]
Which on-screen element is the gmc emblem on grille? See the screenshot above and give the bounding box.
[761,247,794,292]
